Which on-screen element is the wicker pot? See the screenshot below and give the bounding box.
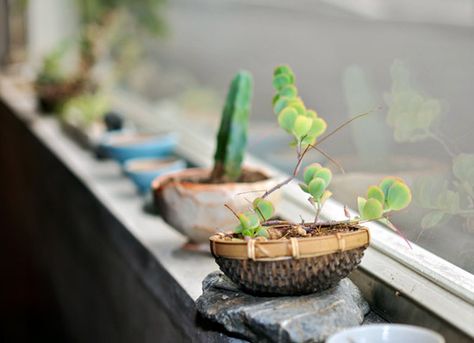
[152,167,281,244]
[210,226,370,295]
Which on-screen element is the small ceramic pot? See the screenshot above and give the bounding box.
[152,167,281,244]
[123,157,186,193]
[100,131,178,164]
[327,324,445,343]
[210,225,369,295]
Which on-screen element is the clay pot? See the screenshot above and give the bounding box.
[210,225,370,295]
[99,131,178,164]
[152,167,281,244]
[123,157,186,193]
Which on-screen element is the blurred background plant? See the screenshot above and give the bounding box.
[33,0,167,113]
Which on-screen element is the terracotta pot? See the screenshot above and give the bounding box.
[152,167,282,244]
[210,225,370,295]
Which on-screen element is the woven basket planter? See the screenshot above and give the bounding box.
[210,226,370,295]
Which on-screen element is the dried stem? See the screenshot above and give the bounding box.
[261,111,371,199]
[224,204,240,220]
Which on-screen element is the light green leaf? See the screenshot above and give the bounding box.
[421,211,446,229]
[253,198,275,221]
[293,116,313,139]
[303,163,322,184]
[361,198,384,220]
[367,185,385,205]
[379,177,399,199]
[386,181,412,211]
[308,177,327,200]
[357,197,367,216]
[273,97,289,115]
[278,107,298,132]
[279,85,297,98]
[273,74,291,91]
[313,167,332,187]
[307,117,327,139]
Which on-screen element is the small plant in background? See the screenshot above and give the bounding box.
[225,65,412,240]
[61,93,110,129]
[386,60,474,233]
[210,71,253,182]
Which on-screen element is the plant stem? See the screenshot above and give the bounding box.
[427,130,456,158]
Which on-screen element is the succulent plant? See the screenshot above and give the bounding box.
[211,71,253,182]
[233,198,275,238]
[358,177,412,221]
[414,153,474,229]
[226,64,412,240]
[272,65,327,148]
[61,93,110,129]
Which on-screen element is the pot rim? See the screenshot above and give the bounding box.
[210,226,370,261]
[151,166,277,192]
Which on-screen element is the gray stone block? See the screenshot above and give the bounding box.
[196,271,370,343]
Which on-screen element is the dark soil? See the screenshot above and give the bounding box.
[219,220,361,241]
[187,168,268,184]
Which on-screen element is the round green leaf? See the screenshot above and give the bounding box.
[273,74,291,91]
[357,196,367,216]
[293,116,313,139]
[307,117,327,139]
[288,100,306,115]
[379,177,400,199]
[314,167,332,187]
[279,85,297,98]
[305,110,317,119]
[303,163,322,184]
[273,97,289,114]
[361,198,384,220]
[308,177,327,200]
[274,65,294,78]
[278,107,298,132]
[253,198,275,221]
[386,181,412,211]
[367,185,385,205]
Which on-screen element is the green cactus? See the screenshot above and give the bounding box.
[211,71,253,182]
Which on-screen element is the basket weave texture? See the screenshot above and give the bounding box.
[214,248,366,295]
[210,227,369,295]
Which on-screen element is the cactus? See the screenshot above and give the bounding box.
[211,71,253,182]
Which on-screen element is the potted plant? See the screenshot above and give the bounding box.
[35,44,92,113]
[33,0,166,113]
[152,71,282,245]
[209,65,412,295]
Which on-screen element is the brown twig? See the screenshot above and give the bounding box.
[224,204,240,220]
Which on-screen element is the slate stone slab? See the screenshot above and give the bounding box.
[196,271,370,343]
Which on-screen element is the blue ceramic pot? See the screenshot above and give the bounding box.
[124,156,186,193]
[100,131,178,164]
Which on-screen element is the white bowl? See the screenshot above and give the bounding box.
[327,324,445,343]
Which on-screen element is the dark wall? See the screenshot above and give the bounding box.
[0,101,233,343]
